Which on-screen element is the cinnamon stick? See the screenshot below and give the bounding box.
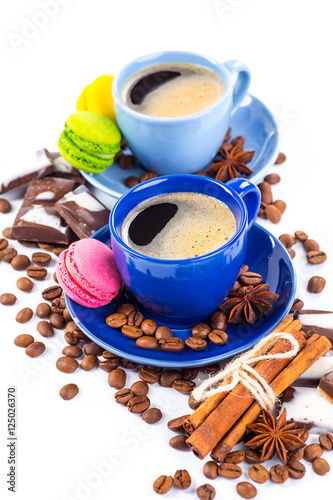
[186,329,306,459]
[210,334,332,462]
[184,317,299,434]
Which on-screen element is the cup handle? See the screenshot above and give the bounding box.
[227,178,260,230]
[223,60,251,115]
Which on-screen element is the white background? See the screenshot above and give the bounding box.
[1,1,333,499]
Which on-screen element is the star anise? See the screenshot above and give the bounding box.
[219,283,279,324]
[245,408,306,464]
[207,143,255,183]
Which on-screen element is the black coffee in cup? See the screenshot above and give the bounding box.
[121,192,236,260]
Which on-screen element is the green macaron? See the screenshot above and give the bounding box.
[58,111,121,173]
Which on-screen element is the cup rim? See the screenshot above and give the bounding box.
[110,174,247,264]
[112,50,233,123]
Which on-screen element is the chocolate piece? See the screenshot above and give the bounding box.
[43,149,85,183]
[318,370,333,404]
[55,185,110,239]
[11,178,80,244]
[297,310,333,348]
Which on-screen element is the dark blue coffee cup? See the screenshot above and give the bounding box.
[110,175,260,327]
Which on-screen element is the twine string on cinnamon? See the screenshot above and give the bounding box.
[192,332,300,411]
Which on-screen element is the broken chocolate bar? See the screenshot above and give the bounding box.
[55,185,110,239]
[11,177,81,245]
[318,370,333,405]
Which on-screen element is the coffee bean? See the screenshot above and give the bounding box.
[297,428,309,442]
[286,460,306,479]
[239,272,263,286]
[295,230,308,242]
[2,227,12,239]
[288,248,296,259]
[108,368,126,389]
[265,204,281,223]
[159,370,182,388]
[203,461,218,480]
[49,313,66,330]
[53,247,65,257]
[136,336,159,349]
[167,414,190,433]
[116,303,136,316]
[273,200,287,214]
[218,462,242,479]
[192,323,211,339]
[279,234,297,248]
[0,238,8,251]
[14,334,34,347]
[66,321,79,334]
[26,341,45,358]
[224,450,245,464]
[159,337,185,352]
[11,254,30,271]
[208,330,228,345]
[182,367,199,381]
[42,285,62,300]
[63,308,72,322]
[153,475,173,495]
[121,325,143,339]
[275,152,286,164]
[172,379,195,394]
[270,464,289,483]
[196,483,216,500]
[51,297,66,314]
[37,320,54,338]
[99,358,121,371]
[106,312,127,329]
[248,464,269,483]
[31,252,52,266]
[258,182,273,204]
[138,367,160,384]
[81,355,98,371]
[209,311,228,331]
[257,202,267,219]
[319,433,333,451]
[125,176,140,188]
[119,154,136,169]
[26,266,47,279]
[303,239,319,252]
[304,443,323,462]
[126,383,146,400]
[62,346,83,358]
[114,388,134,404]
[188,395,201,410]
[56,356,79,373]
[59,383,79,401]
[307,276,326,293]
[38,242,53,250]
[141,319,157,335]
[169,434,190,451]
[127,395,150,413]
[306,250,327,265]
[0,198,11,213]
[142,407,162,424]
[174,469,191,489]
[64,332,80,346]
[264,173,281,184]
[312,457,330,476]
[231,135,245,147]
[53,272,59,283]
[16,307,33,323]
[290,298,304,313]
[287,448,304,461]
[16,277,33,292]
[185,336,207,351]
[84,342,104,356]
[155,326,173,340]
[245,450,264,464]
[0,293,17,305]
[0,247,17,262]
[140,171,158,183]
[201,363,220,374]
[121,359,139,369]
[236,481,257,499]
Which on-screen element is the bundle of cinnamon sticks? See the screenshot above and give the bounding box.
[185,316,332,462]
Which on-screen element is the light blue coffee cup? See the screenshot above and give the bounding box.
[112,51,251,175]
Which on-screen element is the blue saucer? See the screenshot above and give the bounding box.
[65,223,296,368]
[80,93,279,199]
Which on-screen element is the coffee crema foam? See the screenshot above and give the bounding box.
[122,62,225,118]
[121,192,237,260]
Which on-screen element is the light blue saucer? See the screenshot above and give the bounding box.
[80,94,279,199]
[65,222,295,369]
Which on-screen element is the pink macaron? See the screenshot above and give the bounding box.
[56,239,122,308]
